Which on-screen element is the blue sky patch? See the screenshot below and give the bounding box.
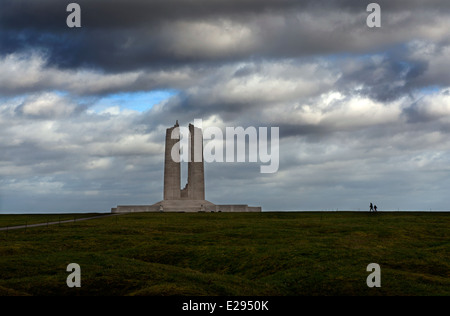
[91,90,177,113]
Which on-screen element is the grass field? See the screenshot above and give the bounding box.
[0,212,449,296]
[0,213,104,228]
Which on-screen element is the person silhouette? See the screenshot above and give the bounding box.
[370,203,373,212]
[374,205,378,212]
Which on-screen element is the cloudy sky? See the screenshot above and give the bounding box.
[1,0,450,213]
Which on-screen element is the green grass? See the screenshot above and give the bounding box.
[0,213,104,228]
[0,212,449,296]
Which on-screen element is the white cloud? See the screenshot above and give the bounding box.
[163,19,257,59]
[85,158,113,170]
[0,53,197,96]
[20,92,76,118]
[408,90,450,123]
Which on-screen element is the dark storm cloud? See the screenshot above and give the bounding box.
[3,0,449,29]
[0,0,303,70]
[2,0,450,72]
[0,0,301,29]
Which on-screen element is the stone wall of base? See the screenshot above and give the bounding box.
[111,202,261,213]
[112,205,160,213]
[214,205,262,212]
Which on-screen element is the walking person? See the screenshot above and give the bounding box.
[370,203,374,212]
[374,205,378,212]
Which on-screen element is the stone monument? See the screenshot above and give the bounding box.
[111,121,261,213]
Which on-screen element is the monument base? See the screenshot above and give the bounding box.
[111,200,261,213]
